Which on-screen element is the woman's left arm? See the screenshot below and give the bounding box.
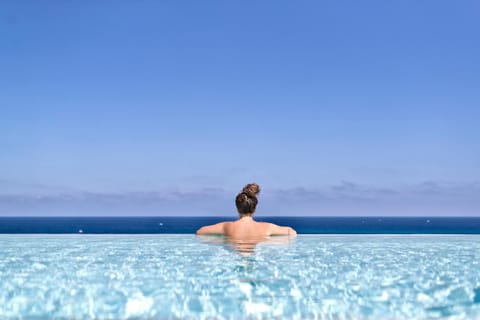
[195,222,226,235]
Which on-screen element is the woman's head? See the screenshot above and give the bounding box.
[235,183,261,216]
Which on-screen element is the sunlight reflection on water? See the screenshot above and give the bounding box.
[0,235,479,319]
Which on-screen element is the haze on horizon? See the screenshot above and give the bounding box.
[1,1,479,216]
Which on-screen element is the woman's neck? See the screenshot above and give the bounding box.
[238,215,254,221]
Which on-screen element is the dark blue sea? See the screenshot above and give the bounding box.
[0,216,479,234]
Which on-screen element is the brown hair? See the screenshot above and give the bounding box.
[235,183,261,216]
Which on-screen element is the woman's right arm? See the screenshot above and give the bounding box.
[269,224,297,236]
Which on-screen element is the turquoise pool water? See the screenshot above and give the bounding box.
[1,235,479,319]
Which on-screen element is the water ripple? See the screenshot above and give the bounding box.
[0,235,479,319]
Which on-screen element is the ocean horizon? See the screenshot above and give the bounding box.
[1,216,479,234]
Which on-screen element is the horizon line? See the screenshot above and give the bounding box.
[0,215,478,218]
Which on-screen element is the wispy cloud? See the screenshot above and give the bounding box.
[0,181,479,216]
[262,181,480,216]
[0,188,230,216]
[270,180,480,200]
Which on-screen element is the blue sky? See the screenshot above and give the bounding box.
[1,1,479,216]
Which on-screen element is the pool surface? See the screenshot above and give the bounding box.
[1,235,480,319]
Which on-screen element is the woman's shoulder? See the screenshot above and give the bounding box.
[255,221,276,230]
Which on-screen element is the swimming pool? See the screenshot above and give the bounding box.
[1,235,479,319]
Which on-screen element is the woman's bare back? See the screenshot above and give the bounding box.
[224,217,270,239]
[196,216,296,238]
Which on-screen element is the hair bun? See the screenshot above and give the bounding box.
[242,183,260,197]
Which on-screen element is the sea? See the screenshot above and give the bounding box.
[0,216,479,234]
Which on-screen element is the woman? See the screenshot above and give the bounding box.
[196,183,297,238]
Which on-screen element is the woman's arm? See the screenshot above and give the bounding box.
[195,222,226,235]
[269,224,297,236]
